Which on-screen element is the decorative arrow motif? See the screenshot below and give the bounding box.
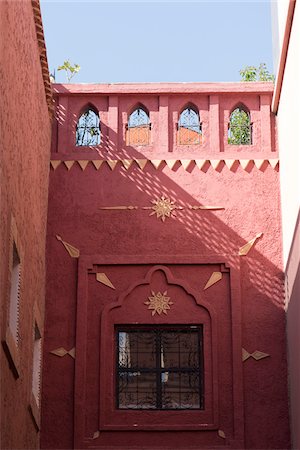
[218,430,226,439]
[239,232,263,256]
[204,272,222,290]
[100,195,224,222]
[96,273,115,290]
[242,348,270,362]
[56,235,80,258]
[50,347,75,359]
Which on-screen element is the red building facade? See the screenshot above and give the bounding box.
[0,1,52,448]
[42,83,290,449]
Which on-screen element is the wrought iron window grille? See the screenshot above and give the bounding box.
[116,325,204,410]
[76,109,100,146]
[126,107,151,146]
[178,108,202,145]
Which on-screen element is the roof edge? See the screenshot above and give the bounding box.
[53,82,274,96]
[31,0,53,117]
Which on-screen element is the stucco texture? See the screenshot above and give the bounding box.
[0,1,51,448]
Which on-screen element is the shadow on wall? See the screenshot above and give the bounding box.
[42,94,289,449]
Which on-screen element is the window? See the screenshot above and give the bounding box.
[32,322,42,406]
[76,108,100,146]
[228,106,252,145]
[178,107,202,145]
[9,242,21,345]
[126,107,150,146]
[116,326,204,410]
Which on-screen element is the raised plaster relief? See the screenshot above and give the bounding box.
[144,291,173,316]
[239,232,263,256]
[242,348,270,362]
[50,347,75,359]
[204,272,222,290]
[56,235,80,258]
[96,273,116,290]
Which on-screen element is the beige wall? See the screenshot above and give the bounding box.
[272,1,300,448]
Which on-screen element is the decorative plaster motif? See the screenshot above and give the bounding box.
[218,430,226,439]
[149,196,176,222]
[50,347,75,359]
[55,235,80,258]
[50,160,61,170]
[50,158,279,172]
[78,160,89,170]
[92,431,100,440]
[239,232,263,256]
[242,348,270,362]
[96,273,115,289]
[100,196,224,222]
[144,291,173,316]
[64,161,74,171]
[204,272,222,290]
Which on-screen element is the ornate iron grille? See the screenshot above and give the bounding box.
[76,109,100,146]
[228,108,252,145]
[127,108,150,146]
[178,108,202,145]
[116,326,204,410]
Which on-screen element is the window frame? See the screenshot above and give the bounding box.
[3,217,23,378]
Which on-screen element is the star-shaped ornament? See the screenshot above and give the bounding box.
[145,291,173,316]
[150,196,176,222]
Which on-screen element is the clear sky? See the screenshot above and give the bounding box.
[40,0,274,84]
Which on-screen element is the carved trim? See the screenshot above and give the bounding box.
[50,158,279,172]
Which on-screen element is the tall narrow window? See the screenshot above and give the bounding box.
[32,322,42,406]
[9,242,21,345]
[178,107,202,145]
[116,325,204,410]
[76,109,100,146]
[228,107,252,145]
[126,107,150,146]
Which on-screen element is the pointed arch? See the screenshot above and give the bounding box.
[76,104,100,146]
[228,103,252,145]
[178,103,202,145]
[126,104,150,146]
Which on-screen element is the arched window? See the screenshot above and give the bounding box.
[126,107,150,146]
[178,107,202,145]
[76,108,100,146]
[228,106,252,145]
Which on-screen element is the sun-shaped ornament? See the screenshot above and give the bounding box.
[145,291,173,316]
[149,196,176,222]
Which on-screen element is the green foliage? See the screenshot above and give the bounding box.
[57,60,80,82]
[228,108,251,145]
[228,63,274,145]
[239,63,275,82]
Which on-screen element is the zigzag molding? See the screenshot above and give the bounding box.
[50,158,279,172]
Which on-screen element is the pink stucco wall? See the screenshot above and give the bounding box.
[0,1,51,448]
[41,83,289,449]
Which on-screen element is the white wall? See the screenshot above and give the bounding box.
[272,2,300,448]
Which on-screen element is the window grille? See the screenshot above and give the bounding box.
[116,326,204,410]
[178,108,202,145]
[9,242,21,344]
[76,109,100,146]
[32,322,42,406]
[126,108,150,146]
[228,107,252,145]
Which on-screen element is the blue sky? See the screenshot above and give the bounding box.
[40,1,274,83]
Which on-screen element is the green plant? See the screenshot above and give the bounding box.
[57,60,80,82]
[228,108,251,145]
[239,63,275,82]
